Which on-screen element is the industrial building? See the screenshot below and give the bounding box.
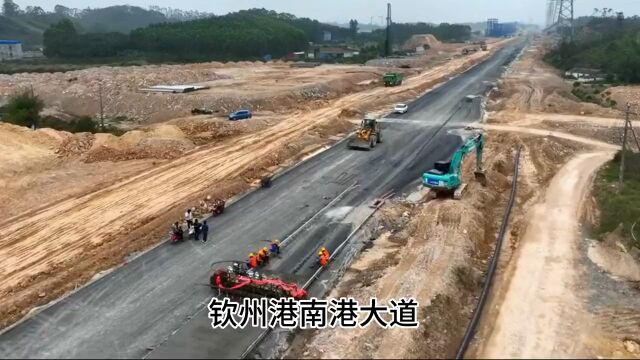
[486,19,518,37]
[0,40,23,61]
[309,46,360,60]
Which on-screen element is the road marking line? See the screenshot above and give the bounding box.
[280,181,359,247]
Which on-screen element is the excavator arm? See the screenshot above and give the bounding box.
[422,132,486,197]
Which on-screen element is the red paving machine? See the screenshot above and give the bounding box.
[210,263,307,300]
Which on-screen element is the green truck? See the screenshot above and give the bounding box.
[383,72,403,87]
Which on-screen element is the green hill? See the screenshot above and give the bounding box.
[75,6,168,33]
[0,13,66,48]
[43,9,353,60]
[0,5,170,48]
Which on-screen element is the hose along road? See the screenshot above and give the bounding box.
[0,40,525,359]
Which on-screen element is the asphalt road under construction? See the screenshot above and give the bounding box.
[0,39,526,359]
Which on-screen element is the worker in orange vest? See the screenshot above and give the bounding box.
[248,252,258,269]
[316,249,330,267]
[257,247,270,265]
[319,252,329,267]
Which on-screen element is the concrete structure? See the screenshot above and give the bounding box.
[485,19,518,37]
[0,40,23,59]
[0,40,23,61]
[313,46,360,60]
[564,67,605,82]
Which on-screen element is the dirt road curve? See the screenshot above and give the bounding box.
[477,151,614,358]
[475,124,620,150]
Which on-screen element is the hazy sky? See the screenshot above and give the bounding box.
[13,0,640,25]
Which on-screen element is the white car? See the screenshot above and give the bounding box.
[393,103,408,114]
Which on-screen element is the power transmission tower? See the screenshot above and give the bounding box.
[385,3,392,57]
[99,82,105,130]
[557,0,574,40]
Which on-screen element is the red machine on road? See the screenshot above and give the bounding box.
[210,265,307,300]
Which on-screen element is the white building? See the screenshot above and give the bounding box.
[0,40,23,61]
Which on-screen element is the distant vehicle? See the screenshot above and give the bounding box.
[383,72,403,86]
[228,110,252,121]
[393,103,408,114]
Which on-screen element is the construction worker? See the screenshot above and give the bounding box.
[184,208,193,229]
[170,222,183,242]
[318,251,329,267]
[258,247,270,265]
[247,253,258,269]
[269,239,281,256]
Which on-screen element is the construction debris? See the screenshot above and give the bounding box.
[139,85,210,93]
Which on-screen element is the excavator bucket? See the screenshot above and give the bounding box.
[474,170,487,186]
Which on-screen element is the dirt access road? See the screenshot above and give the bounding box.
[468,36,640,358]
[0,40,523,358]
[476,151,614,358]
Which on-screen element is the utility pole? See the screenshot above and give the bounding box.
[99,82,105,130]
[30,85,37,129]
[385,3,392,57]
[619,103,630,191]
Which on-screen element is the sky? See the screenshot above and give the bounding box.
[13,0,640,26]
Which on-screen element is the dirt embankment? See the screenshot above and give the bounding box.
[0,43,508,330]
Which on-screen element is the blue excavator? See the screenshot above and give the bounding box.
[422,132,486,199]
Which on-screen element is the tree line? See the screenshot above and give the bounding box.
[42,8,472,61]
[43,10,313,60]
[0,0,214,47]
[546,15,640,83]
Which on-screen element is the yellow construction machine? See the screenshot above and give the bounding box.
[348,116,382,150]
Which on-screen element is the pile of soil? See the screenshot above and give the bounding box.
[53,124,195,162]
[84,125,194,162]
[0,123,63,174]
[403,34,442,51]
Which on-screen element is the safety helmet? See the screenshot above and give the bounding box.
[321,247,326,251]
[262,247,268,252]
[274,239,280,244]
[249,252,254,257]
[318,251,324,256]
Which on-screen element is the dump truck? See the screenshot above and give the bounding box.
[348,116,382,150]
[383,72,403,86]
[480,41,488,51]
